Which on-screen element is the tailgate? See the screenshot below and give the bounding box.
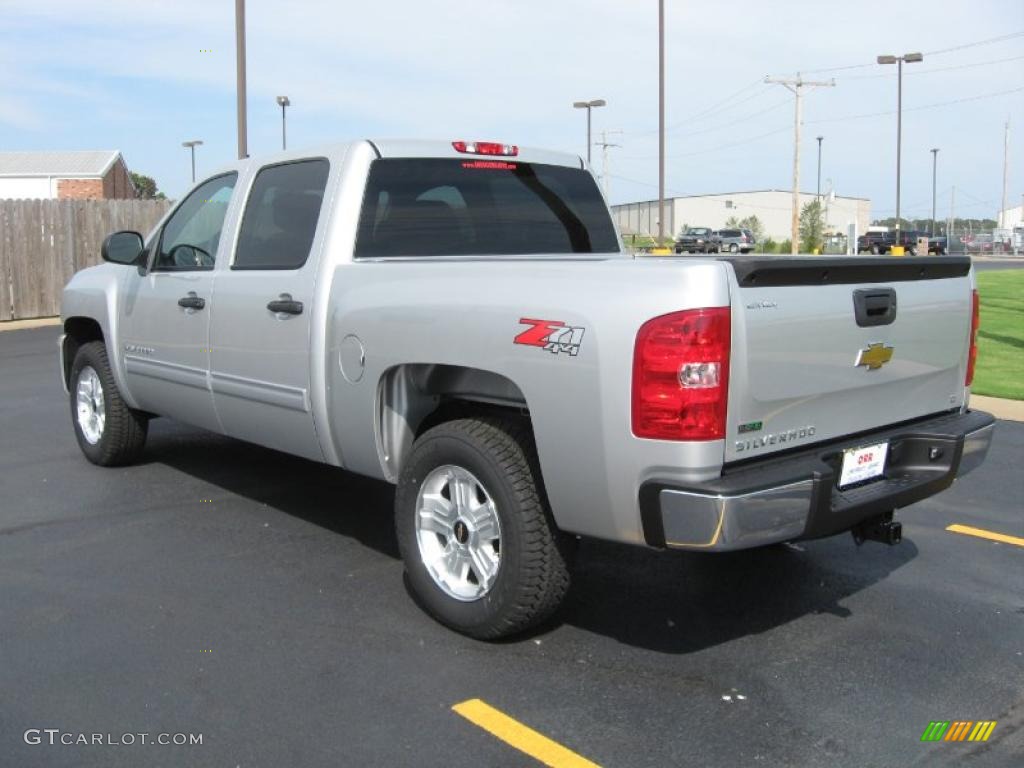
[724,256,973,463]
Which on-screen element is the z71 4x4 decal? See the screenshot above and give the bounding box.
[514,318,585,356]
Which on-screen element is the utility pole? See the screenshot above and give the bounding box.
[235,0,248,159]
[594,130,622,198]
[816,136,823,200]
[765,74,835,254]
[930,148,939,236]
[949,185,956,245]
[658,0,666,246]
[1000,118,1010,227]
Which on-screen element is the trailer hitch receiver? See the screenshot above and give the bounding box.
[852,511,902,546]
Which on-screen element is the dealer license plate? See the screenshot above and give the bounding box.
[838,441,889,488]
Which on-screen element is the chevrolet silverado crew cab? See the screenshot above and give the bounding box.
[60,139,995,639]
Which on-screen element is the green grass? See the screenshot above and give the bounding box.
[973,270,1024,400]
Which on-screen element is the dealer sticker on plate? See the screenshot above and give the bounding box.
[838,441,889,488]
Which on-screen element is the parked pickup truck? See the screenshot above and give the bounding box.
[675,227,720,254]
[60,139,995,639]
[856,229,925,255]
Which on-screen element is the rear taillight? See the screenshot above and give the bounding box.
[966,289,980,386]
[632,308,731,441]
[452,140,518,156]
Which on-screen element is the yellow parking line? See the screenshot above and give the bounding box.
[452,698,601,768]
[946,524,1024,548]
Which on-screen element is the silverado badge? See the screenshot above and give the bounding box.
[855,342,894,370]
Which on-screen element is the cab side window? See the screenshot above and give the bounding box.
[233,159,330,270]
[154,174,238,271]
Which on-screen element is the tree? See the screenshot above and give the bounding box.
[738,214,764,243]
[723,214,765,243]
[130,172,165,200]
[799,200,825,253]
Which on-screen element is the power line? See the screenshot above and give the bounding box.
[662,98,791,140]
[800,30,1024,75]
[626,80,767,136]
[806,85,1024,125]
[621,125,790,160]
[841,54,1024,80]
[924,30,1024,56]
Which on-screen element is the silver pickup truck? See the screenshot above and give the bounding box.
[60,139,995,639]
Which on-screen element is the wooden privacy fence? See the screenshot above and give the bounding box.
[0,198,173,321]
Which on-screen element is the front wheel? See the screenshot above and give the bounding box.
[69,341,148,466]
[870,244,881,255]
[395,416,572,639]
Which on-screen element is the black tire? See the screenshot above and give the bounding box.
[729,243,739,253]
[69,341,148,466]
[395,416,572,639]
[870,244,880,255]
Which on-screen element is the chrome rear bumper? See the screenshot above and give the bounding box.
[640,410,996,551]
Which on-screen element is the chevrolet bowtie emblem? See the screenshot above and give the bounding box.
[855,342,894,370]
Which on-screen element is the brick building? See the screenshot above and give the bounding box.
[0,150,136,200]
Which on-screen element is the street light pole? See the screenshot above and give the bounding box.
[816,136,823,200]
[877,52,923,239]
[658,0,665,246]
[930,148,940,236]
[235,0,248,159]
[277,96,291,150]
[572,99,606,165]
[182,140,203,184]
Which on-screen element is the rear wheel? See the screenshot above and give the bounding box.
[870,244,881,255]
[69,341,148,466]
[729,243,739,253]
[395,416,572,639]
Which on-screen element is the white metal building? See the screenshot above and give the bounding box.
[998,202,1023,229]
[611,189,872,242]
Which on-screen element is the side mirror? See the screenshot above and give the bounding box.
[101,231,144,265]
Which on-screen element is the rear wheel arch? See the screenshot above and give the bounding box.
[375,363,532,483]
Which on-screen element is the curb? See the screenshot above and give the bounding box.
[970,394,1024,423]
[0,317,61,332]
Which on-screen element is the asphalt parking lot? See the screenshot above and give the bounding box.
[1,325,1021,768]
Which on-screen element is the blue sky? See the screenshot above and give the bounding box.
[2,0,1022,221]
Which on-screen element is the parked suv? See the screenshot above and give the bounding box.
[717,228,755,254]
[675,227,720,254]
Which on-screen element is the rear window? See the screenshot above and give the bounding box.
[354,158,619,257]
[720,229,740,237]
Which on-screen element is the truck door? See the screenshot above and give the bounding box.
[208,158,331,462]
[119,173,238,429]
